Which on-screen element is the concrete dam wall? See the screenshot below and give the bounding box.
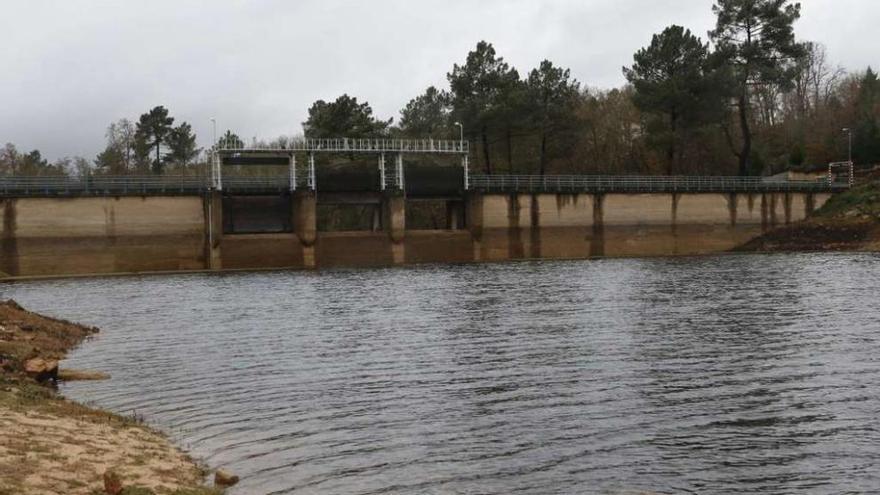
[1,196,207,277]
[0,191,831,278]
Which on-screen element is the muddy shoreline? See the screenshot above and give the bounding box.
[735,179,880,254]
[0,300,224,495]
[734,217,880,253]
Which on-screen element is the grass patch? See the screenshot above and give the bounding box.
[815,180,880,219]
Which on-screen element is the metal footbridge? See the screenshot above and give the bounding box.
[0,174,851,197]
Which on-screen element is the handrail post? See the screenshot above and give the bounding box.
[379,153,386,191]
[289,153,297,192]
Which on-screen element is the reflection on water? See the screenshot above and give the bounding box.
[3,253,880,494]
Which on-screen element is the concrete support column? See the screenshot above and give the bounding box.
[805,193,816,216]
[371,205,382,232]
[462,154,469,191]
[384,194,406,264]
[293,191,317,268]
[466,193,483,261]
[446,201,464,230]
[1,199,19,277]
[205,191,223,270]
[590,194,605,258]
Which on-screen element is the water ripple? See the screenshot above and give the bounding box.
[3,253,880,494]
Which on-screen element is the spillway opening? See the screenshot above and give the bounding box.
[222,195,292,234]
[406,199,465,230]
[317,204,381,232]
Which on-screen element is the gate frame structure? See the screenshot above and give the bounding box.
[212,138,470,194]
[828,161,855,188]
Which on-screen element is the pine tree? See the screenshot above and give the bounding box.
[167,122,200,168]
[447,41,520,174]
[710,0,806,175]
[853,68,880,164]
[526,60,581,175]
[625,25,728,174]
[135,106,175,174]
[303,95,391,139]
[399,86,452,138]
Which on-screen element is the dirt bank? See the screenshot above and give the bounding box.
[734,217,880,252]
[736,181,880,253]
[0,300,221,495]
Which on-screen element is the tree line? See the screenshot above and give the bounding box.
[1,106,202,177]
[2,0,879,178]
[302,0,880,177]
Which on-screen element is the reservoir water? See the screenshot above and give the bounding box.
[3,253,880,494]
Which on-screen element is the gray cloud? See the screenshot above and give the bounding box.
[1,0,876,160]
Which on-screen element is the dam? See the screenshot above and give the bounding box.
[0,138,850,278]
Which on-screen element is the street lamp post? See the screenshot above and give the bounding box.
[210,118,217,187]
[454,122,463,144]
[207,118,218,259]
[843,128,852,164]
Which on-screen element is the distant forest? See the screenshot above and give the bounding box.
[3,0,879,178]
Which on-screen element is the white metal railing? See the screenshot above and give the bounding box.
[467,175,850,193]
[216,137,469,155]
[0,173,851,196]
[0,176,207,195]
[828,161,855,188]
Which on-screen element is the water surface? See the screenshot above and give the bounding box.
[3,254,880,494]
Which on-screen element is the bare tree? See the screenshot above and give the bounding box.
[107,119,136,171]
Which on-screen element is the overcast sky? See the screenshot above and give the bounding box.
[1,0,877,161]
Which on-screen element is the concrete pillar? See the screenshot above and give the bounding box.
[384,194,406,264]
[1,198,19,277]
[384,195,405,243]
[466,192,483,261]
[465,193,482,238]
[784,192,793,225]
[590,194,605,258]
[371,205,382,232]
[462,154,469,191]
[760,194,770,231]
[446,201,463,230]
[805,192,816,216]
[205,191,223,270]
[293,191,317,268]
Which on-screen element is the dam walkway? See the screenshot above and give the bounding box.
[1,138,851,197]
[0,173,851,197]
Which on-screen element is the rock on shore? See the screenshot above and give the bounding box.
[0,299,222,494]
